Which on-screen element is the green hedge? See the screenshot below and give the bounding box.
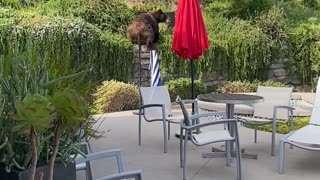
[217,80,287,93]
[0,10,134,96]
[160,16,271,83]
[165,78,207,101]
[246,117,310,134]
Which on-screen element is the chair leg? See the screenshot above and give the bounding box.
[138,113,142,146]
[254,127,257,143]
[180,128,184,168]
[168,122,171,140]
[289,115,294,149]
[271,121,276,156]
[226,141,231,166]
[234,124,242,180]
[235,138,242,180]
[163,120,168,153]
[183,130,188,180]
[278,139,285,174]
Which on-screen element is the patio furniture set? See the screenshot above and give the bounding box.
[75,78,320,180]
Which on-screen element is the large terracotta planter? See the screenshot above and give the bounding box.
[0,162,76,180]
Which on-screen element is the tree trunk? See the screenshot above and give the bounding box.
[29,128,37,180]
[47,120,63,180]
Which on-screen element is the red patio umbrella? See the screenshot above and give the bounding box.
[172,0,209,103]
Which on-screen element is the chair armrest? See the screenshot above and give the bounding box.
[180,99,198,104]
[274,105,295,111]
[180,119,237,130]
[138,104,164,109]
[189,111,226,120]
[171,102,179,106]
[273,105,295,130]
[96,170,143,180]
[273,105,295,122]
[171,100,196,106]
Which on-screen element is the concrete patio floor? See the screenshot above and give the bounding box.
[77,110,320,180]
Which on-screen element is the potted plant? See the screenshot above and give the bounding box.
[0,47,99,180]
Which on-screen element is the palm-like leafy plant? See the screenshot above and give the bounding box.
[10,95,56,180]
[47,88,89,180]
[10,88,90,180]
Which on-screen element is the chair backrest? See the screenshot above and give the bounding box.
[254,86,293,120]
[139,86,172,120]
[177,98,192,126]
[310,77,320,125]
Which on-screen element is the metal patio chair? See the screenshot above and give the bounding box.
[138,86,185,153]
[177,98,241,180]
[237,86,294,156]
[278,77,320,174]
[75,142,142,180]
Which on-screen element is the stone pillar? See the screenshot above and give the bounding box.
[130,46,153,87]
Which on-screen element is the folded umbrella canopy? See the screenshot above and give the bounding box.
[172,0,209,108]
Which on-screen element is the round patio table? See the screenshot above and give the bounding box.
[197,93,263,159]
[197,93,263,119]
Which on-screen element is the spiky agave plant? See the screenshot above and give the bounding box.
[47,88,88,180]
[10,94,56,180]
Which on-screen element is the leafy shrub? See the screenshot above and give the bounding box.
[218,81,252,93]
[93,80,140,113]
[218,80,287,93]
[72,0,134,34]
[132,4,170,12]
[246,117,310,134]
[0,16,134,98]
[165,78,207,101]
[28,0,134,34]
[204,0,251,18]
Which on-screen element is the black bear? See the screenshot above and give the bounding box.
[127,9,169,49]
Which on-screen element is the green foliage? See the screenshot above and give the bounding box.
[72,0,134,34]
[132,4,170,12]
[0,35,98,172]
[250,80,287,91]
[245,0,275,15]
[218,81,252,93]
[21,0,134,34]
[204,0,274,19]
[160,16,271,82]
[51,88,88,130]
[287,18,320,86]
[206,17,271,81]
[130,0,176,12]
[0,16,134,96]
[254,5,287,44]
[248,117,310,134]
[93,80,140,113]
[10,94,56,135]
[303,0,320,9]
[165,78,207,101]
[204,0,251,18]
[0,0,21,9]
[282,0,320,28]
[218,80,287,93]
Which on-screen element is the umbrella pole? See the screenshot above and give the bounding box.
[190,59,195,113]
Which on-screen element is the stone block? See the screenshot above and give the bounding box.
[270,63,284,69]
[273,68,286,77]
